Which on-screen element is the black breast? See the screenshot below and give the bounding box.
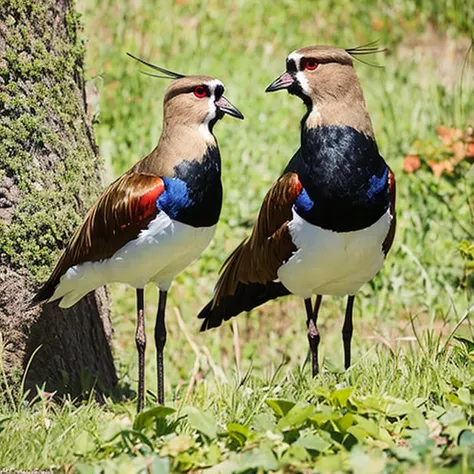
[285,126,390,232]
[160,146,222,228]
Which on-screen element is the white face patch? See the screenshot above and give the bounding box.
[199,79,224,142]
[288,50,302,63]
[296,71,310,94]
[287,51,310,95]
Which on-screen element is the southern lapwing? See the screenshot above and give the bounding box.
[31,54,244,410]
[198,44,396,377]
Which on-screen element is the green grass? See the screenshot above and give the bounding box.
[1,0,474,471]
[1,336,474,472]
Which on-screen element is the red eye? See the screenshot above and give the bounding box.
[193,86,208,98]
[303,58,318,71]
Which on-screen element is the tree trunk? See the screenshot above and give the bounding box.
[0,0,117,396]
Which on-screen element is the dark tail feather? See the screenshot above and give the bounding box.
[198,281,290,331]
[27,282,55,309]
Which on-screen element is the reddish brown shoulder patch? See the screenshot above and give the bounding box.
[288,173,303,197]
[135,178,165,223]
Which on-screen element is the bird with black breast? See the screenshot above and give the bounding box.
[198,44,396,377]
[31,54,244,411]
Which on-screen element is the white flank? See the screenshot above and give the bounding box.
[277,208,392,298]
[51,213,216,308]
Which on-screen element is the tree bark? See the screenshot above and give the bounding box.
[0,0,117,396]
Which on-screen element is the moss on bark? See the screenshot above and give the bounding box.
[0,0,101,280]
[0,0,117,395]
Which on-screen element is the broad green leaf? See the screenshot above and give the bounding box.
[238,447,279,472]
[426,405,445,419]
[348,416,394,446]
[457,387,472,405]
[467,163,474,182]
[133,406,175,431]
[265,398,295,417]
[252,412,276,431]
[439,408,465,425]
[313,452,347,472]
[161,435,193,457]
[206,442,221,466]
[458,429,474,447]
[378,427,395,447]
[443,420,472,445]
[280,444,309,463]
[293,433,332,452]
[226,423,250,447]
[349,446,387,474]
[148,456,170,474]
[328,387,354,407]
[445,393,462,406]
[413,397,427,409]
[202,456,240,474]
[407,428,435,456]
[386,399,414,417]
[74,431,95,455]
[336,413,355,432]
[227,422,249,438]
[204,459,240,474]
[406,408,427,429]
[390,446,420,463]
[350,395,388,414]
[310,406,339,425]
[277,402,315,430]
[352,415,380,439]
[75,464,103,474]
[347,425,369,441]
[183,406,217,440]
[450,377,463,389]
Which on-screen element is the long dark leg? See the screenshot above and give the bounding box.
[155,290,168,405]
[135,288,146,412]
[342,295,355,370]
[305,295,322,377]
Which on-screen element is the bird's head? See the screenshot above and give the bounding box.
[266,46,360,105]
[266,44,384,133]
[163,76,243,133]
[127,53,243,141]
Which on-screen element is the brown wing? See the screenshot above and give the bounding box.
[382,167,396,255]
[213,172,302,304]
[33,171,165,303]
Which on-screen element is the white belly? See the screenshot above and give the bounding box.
[277,208,392,298]
[52,213,216,308]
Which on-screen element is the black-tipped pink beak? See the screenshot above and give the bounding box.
[265,72,295,92]
[215,96,244,120]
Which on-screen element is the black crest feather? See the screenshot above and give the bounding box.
[346,40,387,68]
[126,52,185,79]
